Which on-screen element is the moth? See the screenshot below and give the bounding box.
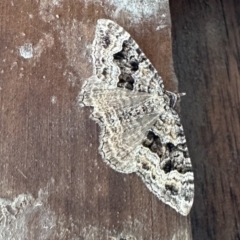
[79,19,194,216]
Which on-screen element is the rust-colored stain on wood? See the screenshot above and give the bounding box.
[0,0,239,239]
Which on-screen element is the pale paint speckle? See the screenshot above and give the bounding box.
[37,0,63,22]
[0,180,56,240]
[51,96,57,104]
[10,61,18,70]
[156,15,168,30]
[53,0,63,5]
[112,0,167,18]
[92,0,169,24]
[19,73,24,79]
[156,24,167,30]
[33,34,54,61]
[19,34,54,64]
[20,42,33,59]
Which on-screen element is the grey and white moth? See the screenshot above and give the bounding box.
[79,19,194,216]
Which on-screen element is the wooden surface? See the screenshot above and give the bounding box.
[170,0,240,239]
[0,0,239,239]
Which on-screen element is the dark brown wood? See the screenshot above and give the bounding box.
[170,0,240,239]
[0,1,192,239]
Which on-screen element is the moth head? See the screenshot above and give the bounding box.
[165,91,186,108]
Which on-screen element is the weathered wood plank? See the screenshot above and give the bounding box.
[0,0,194,239]
[170,0,240,239]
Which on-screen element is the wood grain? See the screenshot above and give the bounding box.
[170,0,240,239]
[0,1,192,239]
[1,0,239,239]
